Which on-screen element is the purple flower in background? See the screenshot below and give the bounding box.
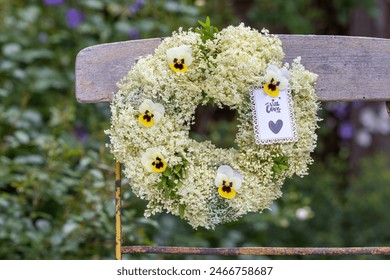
[38,32,48,43]
[331,103,349,120]
[128,28,140,39]
[44,0,63,5]
[66,9,85,28]
[352,101,364,109]
[338,121,354,140]
[130,0,145,13]
[75,123,89,143]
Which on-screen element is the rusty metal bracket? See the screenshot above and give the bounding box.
[115,162,122,260]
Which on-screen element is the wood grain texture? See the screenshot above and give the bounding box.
[75,35,390,103]
[75,38,163,103]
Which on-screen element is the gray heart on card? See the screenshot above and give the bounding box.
[269,119,283,134]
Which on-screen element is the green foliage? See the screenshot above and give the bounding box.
[195,16,219,42]
[179,204,186,219]
[272,156,289,175]
[248,0,320,34]
[195,17,221,69]
[157,157,188,200]
[247,0,376,34]
[344,155,390,247]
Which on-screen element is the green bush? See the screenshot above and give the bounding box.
[248,0,376,34]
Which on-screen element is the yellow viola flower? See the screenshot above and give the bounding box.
[263,65,290,97]
[215,165,243,199]
[138,99,165,127]
[166,45,193,73]
[141,148,167,173]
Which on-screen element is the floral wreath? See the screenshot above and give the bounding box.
[107,18,320,229]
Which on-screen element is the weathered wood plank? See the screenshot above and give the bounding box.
[75,38,163,103]
[75,35,390,103]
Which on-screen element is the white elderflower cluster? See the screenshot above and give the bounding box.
[106,23,319,229]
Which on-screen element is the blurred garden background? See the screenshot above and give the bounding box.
[1,0,390,260]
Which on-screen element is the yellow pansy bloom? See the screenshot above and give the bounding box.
[263,64,290,97]
[138,99,165,127]
[215,165,243,199]
[141,148,167,173]
[166,45,193,73]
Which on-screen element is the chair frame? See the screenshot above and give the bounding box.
[76,35,390,259]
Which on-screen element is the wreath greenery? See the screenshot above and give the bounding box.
[107,18,320,229]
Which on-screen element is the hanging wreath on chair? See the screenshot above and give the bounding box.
[107,18,320,229]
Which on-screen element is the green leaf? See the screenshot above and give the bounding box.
[174,165,182,173]
[273,165,281,174]
[14,130,30,144]
[179,204,186,219]
[198,16,209,27]
[167,179,175,188]
[2,43,21,57]
[89,169,104,180]
[80,0,104,10]
[14,155,44,165]
[272,156,289,174]
[195,16,219,43]
[18,6,41,23]
[163,168,171,177]
[161,176,167,184]
[156,181,164,190]
[164,188,170,198]
[175,171,182,179]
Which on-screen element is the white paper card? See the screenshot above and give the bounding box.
[250,88,297,145]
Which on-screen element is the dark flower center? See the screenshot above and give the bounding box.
[143,110,154,122]
[221,180,233,193]
[152,157,164,169]
[173,58,185,70]
[267,78,280,92]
